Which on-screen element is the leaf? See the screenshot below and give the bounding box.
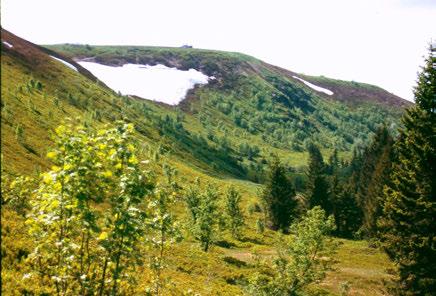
[51,165,61,172]
[55,125,66,136]
[128,155,138,165]
[47,151,57,159]
[98,231,108,240]
[42,173,53,184]
[102,171,113,178]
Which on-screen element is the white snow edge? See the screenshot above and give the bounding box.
[78,62,211,105]
[50,55,78,72]
[2,41,13,48]
[292,76,333,96]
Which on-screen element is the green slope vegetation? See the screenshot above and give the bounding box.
[1,29,404,295]
[48,42,409,153]
[2,28,410,179]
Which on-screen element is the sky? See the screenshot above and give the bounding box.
[1,0,435,101]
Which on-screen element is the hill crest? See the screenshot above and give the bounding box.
[42,40,411,109]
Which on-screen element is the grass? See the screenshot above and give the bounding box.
[319,239,394,295]
[138,228,395,295]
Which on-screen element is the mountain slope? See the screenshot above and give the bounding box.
[45,42,410,177]
[1,29,245,178]
[48,42,410,127]
[3,28,412,181]
[1,28,402,295]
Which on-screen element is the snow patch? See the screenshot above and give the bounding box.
[78,62,211,105]
[2,41,13,48]
[292,76,333,96]
[50,55,78,72]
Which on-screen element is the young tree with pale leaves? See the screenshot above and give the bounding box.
[25,122,154,295]
[188,185,220,252]
[224,186,245,239]
[146,163,181,295]
[248,206,336,296]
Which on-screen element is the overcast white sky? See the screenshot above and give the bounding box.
[1,0,435,101]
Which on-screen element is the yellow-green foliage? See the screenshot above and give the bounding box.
[22,122,155,295]
[1,38,398,295]
[1,121,396,296]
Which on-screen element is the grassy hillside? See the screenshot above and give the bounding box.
[47,43,409,156]
[2,29,411,178]
[1,29,401,295]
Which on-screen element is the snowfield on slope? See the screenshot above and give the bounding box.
[50,55,78,71]
[2,41,13,48]
[78,62,210,105]
[292,76,334,95]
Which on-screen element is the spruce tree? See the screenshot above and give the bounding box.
[332,184,362,237]
[360,126,394,237]
[306,144,331,213]
[343,126,394,237]
[326,151,361,238]
[260,157,297,231]
[326,148,339,175]
[380,46,436,295]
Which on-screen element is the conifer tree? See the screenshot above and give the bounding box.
[322,148,362,237]
[380,46,436,295]
[306,144,330,213]
[326,148,339,175]
[260,158,297,231]
[360,126,394,237]
[343,126,394,237]
[331,183,361,238]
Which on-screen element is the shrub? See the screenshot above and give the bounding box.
[25,121,154,295]
[224,186,245,239]
[248,207,337,295]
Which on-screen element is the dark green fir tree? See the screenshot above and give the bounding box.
[331,183,362,238]
[343,125,394,238]
[380,45,436,295]
[260,157,297,231]
[306,144,331,213]
[360,126,394,237]
[326,149,362,238]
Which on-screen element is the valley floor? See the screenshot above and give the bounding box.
[132,230,394,295]
[1,204,394,295]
